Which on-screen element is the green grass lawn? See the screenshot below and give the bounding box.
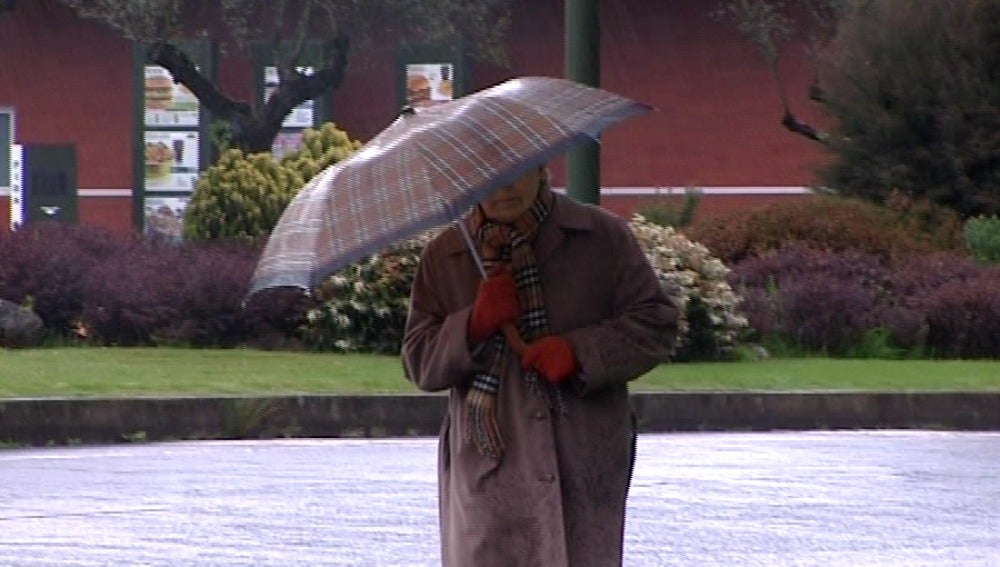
[1,347,998,398]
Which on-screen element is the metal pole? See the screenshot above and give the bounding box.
[565,0,601,205]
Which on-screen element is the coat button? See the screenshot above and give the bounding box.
[533,410,546,420]
[540,473,555,483]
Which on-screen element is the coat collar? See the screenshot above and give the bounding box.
[440,192,596,266]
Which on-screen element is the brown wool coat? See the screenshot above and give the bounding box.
[402,193,679,567]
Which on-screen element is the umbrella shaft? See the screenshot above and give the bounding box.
[502,323,527,357]
[455,216,526,356]
[456,217,488,279]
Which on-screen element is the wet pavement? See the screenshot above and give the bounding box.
[1,431,998,566]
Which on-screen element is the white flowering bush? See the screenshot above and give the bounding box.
[301,229,439,353]
[302,216,748,359]
[629,214,748,360]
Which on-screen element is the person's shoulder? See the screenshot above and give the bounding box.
[553,192,631,234]
[420,224,464,259]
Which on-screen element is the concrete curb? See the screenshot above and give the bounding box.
[2,392,999,446]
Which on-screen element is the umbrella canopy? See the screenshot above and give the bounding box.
[247,76,651,298]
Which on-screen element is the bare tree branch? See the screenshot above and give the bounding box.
[714,0,832,142]
[261,36,350,137]
[781,110,827,143]
[59,0,513,152]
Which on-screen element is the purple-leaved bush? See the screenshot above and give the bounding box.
[0,222,144,334]
[731,243,1000,358]
[1,223,308,347]
[4,223,997,357]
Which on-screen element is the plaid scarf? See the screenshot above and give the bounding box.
[466,181,556,459]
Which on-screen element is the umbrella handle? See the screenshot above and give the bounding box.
[501,323,527,357]
[456,217,528,357]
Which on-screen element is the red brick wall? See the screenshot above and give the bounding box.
[0,0,134,231]
[331,0,827,193]
[0,0,825,233]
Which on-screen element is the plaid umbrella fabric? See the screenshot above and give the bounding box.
[247,76,651,298]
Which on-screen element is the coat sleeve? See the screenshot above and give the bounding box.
[563,218,679,396]
[401,238,484,392]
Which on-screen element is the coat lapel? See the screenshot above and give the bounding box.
[534,194,595,266]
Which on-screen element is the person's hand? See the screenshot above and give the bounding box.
[469,267,519,342]
[522,336,579,384]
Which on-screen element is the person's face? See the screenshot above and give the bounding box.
[480,167,545,223]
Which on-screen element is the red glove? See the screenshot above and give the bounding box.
[469,267,519,342]
[522,336,579,384]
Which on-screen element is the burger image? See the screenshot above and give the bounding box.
[407,73,432,107]
[144,141,173,182]
[145,74,174,110]
[146,204,183,242]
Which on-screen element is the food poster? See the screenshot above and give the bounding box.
[272,131,305,160]
[143,196,188,243]
[144,131,199,192]
[265,66,315,128]
[406,63,454,108]
[144,66,199,127]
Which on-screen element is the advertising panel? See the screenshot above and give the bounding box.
[404,63,455,108]
[143,131,199,192]
[143,65,199,127]
[143,195,189,243]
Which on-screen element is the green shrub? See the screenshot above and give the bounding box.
[814,0,1000,218]
[634,186,702,228]
[184,149,304,243]
[302,229,437,353]
[883,190,967,252]
[685,195,964,264]
[964,214,1000,265]
[630,215,748,360]
[184,123,361,244]
[845,328,905,360]
[280,122,363,182]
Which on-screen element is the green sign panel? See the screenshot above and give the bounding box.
[24,144,78,225]
[132,40,213,236]
[0,111,10,188]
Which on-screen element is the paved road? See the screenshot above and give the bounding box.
[2,431,998,566]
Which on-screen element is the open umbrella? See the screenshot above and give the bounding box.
[247,76,651,348]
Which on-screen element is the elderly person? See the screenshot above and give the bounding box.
[402,165,678,566]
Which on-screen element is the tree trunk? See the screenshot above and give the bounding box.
[146,36,350,154]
